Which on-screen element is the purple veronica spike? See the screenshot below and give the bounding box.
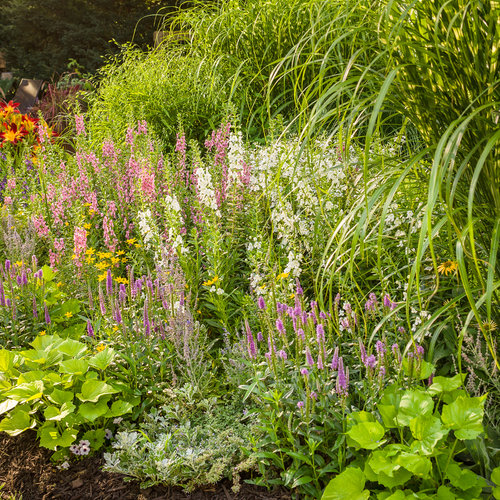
[297,401,304,408]
[397,326,406,334]
[119,284,127,304]
[334,293,341,307]
[295,279,303,296]
[0,280,5,306]
[245,319,257,359]
[99,287,106,315]
[114,303,122,324]
[257,331,263,342]
[379,365,386,378]
[257,296,266,310]
[376,340,386,358]
[5,260,11,271]
[310,391,317,400]
[297,328,305,341]
[106,269,113,295]
[16,275,22,286]
[44,302,51,324]
[143,301,150,336]
[316,324,325,343]
[416,345,425,358]
[300,368,309,377]
[278,349,287,361]
[276,318,285,334]
[87,320,94,337]
[365,355,377,368]
[331,346,339,370]
[306,347,314,367]
[359,340,367,365]
[22,271,27,285]
[32,296,38,318]
[317,354,324,370]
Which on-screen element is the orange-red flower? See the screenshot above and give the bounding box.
[0,100,20,117]
[0,123,27,145]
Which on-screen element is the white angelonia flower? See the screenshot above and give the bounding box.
[196,166,218,211]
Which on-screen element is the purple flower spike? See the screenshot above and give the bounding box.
[257,331,264,342]
[317,354,324,370]
[106,269,113,295]
[416,345,425,358]
[245,319,257,359]
[297,401,304,409]
[44,302,51,324]
[316,324,325,343]
[87,320,94,337]
[278,349,287,361]
[331,346,339,370]
[376,340,386,358]
[143,301,150,336]
[5,260,11,271]
[306,347,314,367]
[16,275,22,286]
[295,279,303,296]
[0,280,5,306]
[300,368,309,377]
[276,318,285,334]
[365,354,377,368]
[32,296,38,318]
[379,365,386,378]
[99,287,106,316]
[359,340,367,365]
[297,328,305,341]
[257,296,266,310]
[336,360,348,396]
[310,391,317,400]
[114,304,122,324]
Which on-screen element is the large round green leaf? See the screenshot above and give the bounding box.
[321,468,370,500]
[441,395,485,440]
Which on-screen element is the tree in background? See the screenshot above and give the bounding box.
[0,0,180,80]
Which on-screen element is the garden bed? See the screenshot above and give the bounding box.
[0,433,290,500]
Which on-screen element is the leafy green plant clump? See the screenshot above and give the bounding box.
[322,375,497,499]
[0,334,139,460]
[104,391,259,492]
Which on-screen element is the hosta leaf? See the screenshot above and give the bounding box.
[428,374,466,395]
[43,402,76,421]
[77,379,119,402]
[48,388,74,405]
[0,407,34,436]
[59,358,89,375]
[410,415,448,454]
[0,399,18,415]
[88,348,115,371]
[58,339,87,358]
[441,395,485,440]
[346,421,385,450]
[0,349,17,372]
[78,399,109,421]
[5,381,44,402]
[39,425,78,450]
[321,468,369,500]
[396,390,433,427]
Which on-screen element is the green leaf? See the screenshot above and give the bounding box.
[82,428,106,451]
[368,449,401,477]
[0,349,17,372]
[30,334,62,351]
[0,399,18,415]
[59,358,89,376]
[78,399,109,422]
[396,390,433,427]
[5,381,44,402]
[378,385,403,428]
[88,348,115,371]
[395,452,431,477]
[365,460,412,489]
[41,265,55,282]
[441,395,485,440]
[291,476,314,488]
[18,371,45,384]
[445,463,486,493]
[410,415,449,454]
[436,486,455,500]
[39,425,78,450]
[492,466,500,486]
[428,374,466,395]
[77,379,119,402]
[60,299,80,316]
[47,388,74,406]
[58,339,87,358]
[347,421,386,450]
[44,402,76,421]
[0,407,35,436]
[321,468,370,500]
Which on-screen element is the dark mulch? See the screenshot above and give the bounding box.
[0,433,293,500]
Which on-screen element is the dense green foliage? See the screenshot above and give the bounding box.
[0,0,499,498]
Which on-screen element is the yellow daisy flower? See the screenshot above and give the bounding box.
[437,261,458,276]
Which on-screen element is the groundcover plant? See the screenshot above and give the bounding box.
[0,0,499,498]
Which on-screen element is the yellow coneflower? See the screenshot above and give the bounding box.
[437,260,458,275]
[96,343,106,352]
[481,320,497,333]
